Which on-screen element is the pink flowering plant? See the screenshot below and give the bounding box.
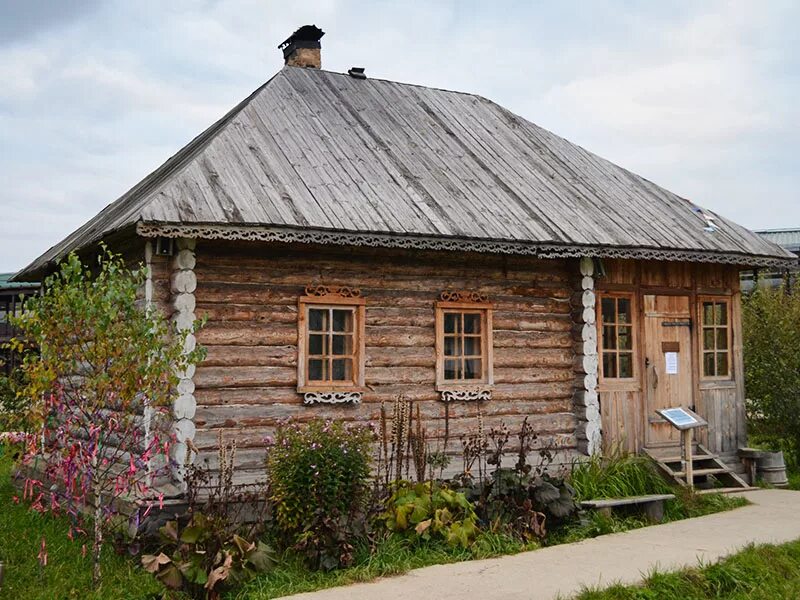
[266,419,374,570]
[9,248,205,587]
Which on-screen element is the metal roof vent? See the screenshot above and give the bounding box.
[348,67,366,80]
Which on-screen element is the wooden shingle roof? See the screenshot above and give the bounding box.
[16,66,794,278]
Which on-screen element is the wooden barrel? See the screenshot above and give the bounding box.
[756,451,789,487]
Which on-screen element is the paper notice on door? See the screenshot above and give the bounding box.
[665,352,679,374]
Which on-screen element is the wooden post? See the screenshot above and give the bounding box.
[682,428,694,489]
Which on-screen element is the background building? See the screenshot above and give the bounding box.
[741,229,800,291]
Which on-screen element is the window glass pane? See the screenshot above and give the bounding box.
[703,353,715,377]
[716,328,728,350]
[603,353,617,378]
[331,358,352,381]
[702,303,714,326]
[308,358,326,381]
[618,353,633,378]
[309,334,325,355]
[617,299,631,324]
[617,326,632,350]
[332,309,353,332]
[464,359,482,379]
[603,325,617,350]
[444,359,460,380]
[444,313,459,334]
[444,336,460,357]
[463,336,480,356]
[702,329,714,351]
[716,352,729,377]
[463,313,481,334]
[309,308,327,331]
[716,303,728,326]
[601,298,616,323]
[332,334,352,356]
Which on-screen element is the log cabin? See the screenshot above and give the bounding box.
[14,26,795,488]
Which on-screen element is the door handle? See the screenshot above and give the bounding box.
[649,363,659,389]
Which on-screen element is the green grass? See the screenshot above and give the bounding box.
[0,447,750,600]
[570,452,672,502]
[232,532,537,599]
[0,454,168,600]
[574,538,800,599]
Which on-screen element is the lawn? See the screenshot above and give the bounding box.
[574,538,800,599]
[0,454,167,600]
[0,451,749,600]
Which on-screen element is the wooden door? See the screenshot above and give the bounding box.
[643,295,694,447]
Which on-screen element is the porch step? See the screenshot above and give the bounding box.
[643,443,750,490]
[697,487,758,495]
[673,467,730,477]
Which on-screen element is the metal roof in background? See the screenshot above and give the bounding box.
[756,229,800,253]
[15,66,795,279]
[0,273,39,292]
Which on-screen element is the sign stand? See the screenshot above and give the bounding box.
[657,407,707,489]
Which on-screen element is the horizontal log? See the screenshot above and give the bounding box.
[493,330,572,349]
[203,345,296,367]
[193,422,577,451]
[195,380,576,406]
[195,283,572,315]
[195,303,298,323]
[195,366,295,388]
[193,397,575,429]
[195,254,571,284]
[198,324,296,346]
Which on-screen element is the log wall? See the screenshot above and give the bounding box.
[177,240,583,483]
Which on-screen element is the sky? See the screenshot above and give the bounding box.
[1,0,799,273]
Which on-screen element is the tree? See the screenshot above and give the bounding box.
[11,248,205,587]
[743,279,800,465]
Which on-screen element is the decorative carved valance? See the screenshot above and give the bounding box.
[303,391,362,405]
[439,290,489,303]
[304,285,362,298]
[136,223,795,269]
[439,388,492,403]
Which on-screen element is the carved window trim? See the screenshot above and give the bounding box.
[435,296,494,392]
[297,293,366,394]
[698,296,732,381]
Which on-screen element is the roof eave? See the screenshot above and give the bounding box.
[135,221,797,269]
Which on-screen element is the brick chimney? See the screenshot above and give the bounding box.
[279,25,325,69]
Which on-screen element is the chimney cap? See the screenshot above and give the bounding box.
[278,25,325,52]
[348,67,367,80]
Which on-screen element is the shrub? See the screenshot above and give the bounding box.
[267,419,374,570]
[142,515,275,599]
[473,468,578,540]
[0,370,30,432]
[382,481,479,548]
[570,451,671,501]
[743,281,800,466]
[143,437,274,598]
[10,249,205,586]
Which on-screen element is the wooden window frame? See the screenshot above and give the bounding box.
[297,295,366,393]
[597,292,637,382]
[698,296,732,381]
[435,301,494,390]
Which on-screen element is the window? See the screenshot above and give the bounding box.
[600,295,635,379]
[700,299,730,378]
[435,300,493,388]
[297,295,365,391]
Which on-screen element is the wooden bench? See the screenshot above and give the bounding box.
[580,494,675,523]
